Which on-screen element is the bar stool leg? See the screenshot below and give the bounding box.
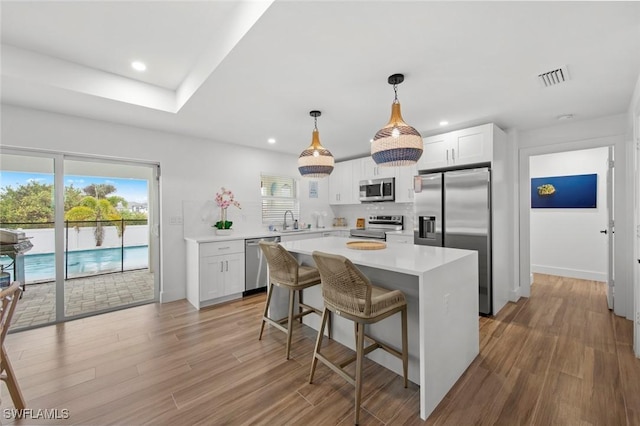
[298,289,303,324]
[309,307,329,384]
[354,321,365,426]
[401,307,409,388]
[259,282,274,340]
[285,288,295,360]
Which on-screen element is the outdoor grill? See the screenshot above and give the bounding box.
[0,229,33,293]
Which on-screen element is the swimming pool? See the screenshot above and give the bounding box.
[1,245,149,283]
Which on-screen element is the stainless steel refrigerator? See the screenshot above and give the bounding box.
[414,167,492,315]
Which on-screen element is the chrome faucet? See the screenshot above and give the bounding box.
[283,210,295,230]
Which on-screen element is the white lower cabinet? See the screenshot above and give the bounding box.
[186,239,245,309]
[200,252,244,300]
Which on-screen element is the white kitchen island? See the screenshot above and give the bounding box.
[279,237,479,421]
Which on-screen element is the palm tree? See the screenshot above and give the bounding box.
[65,196,122,247]
[83,184,116,199]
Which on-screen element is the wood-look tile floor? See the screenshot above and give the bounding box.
[1,273,638,425]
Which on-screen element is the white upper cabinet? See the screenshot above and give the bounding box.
[360,157,396,180]
[330,123,499,205]
[453,125,493,165]
[418,123,494,171]
[329,160,356,205]
[419,133,450,170]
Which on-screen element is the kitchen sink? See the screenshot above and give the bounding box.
[278,229,307,233]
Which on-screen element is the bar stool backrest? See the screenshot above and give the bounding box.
[312,251,373,317]
[259,241,300,286]
[0,282,22,345]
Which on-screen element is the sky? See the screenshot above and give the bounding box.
[0,172,148,203]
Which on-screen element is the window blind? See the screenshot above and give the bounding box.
[261,174,299,224]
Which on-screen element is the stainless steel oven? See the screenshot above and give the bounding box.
[349,215,403,240]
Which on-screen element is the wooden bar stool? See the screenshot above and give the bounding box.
[258,241,328,360]
[0,282,26,410]
[309,251,408,425]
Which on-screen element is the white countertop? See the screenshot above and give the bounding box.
[184,227,350,243]
[384,230,414,236]
[281,236,475,276]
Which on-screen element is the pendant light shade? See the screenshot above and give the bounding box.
[371,74,423,166]
[298,110,334,178]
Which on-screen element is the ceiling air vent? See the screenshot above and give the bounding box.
[537,65,570,87]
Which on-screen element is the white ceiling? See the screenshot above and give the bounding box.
[2,1,640,161]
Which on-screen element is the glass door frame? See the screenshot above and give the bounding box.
[1,146,161,325]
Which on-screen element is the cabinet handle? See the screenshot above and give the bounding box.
[452,148,455,160]
[226,260,229,271]
[218,246,230,250]
[446,149,449,161]
[220,261,224,272]
[408,188,412,199]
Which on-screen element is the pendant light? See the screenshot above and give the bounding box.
[298,110,334,178]
[371,73,423,166]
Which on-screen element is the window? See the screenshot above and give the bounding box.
[261,174,299,224]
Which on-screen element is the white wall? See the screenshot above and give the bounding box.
[24,225,149,254]
[0,105,331,303]
[529,147,609,281]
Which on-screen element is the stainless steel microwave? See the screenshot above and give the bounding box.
[359,177,395,202]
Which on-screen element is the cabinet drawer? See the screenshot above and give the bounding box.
[200,240,244,256]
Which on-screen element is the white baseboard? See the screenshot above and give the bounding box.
[531,265,607,282]
[509,287,520,302]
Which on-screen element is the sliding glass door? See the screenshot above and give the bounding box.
[62,158,158,318]
[0,151,58,329]
[0,148,160,330]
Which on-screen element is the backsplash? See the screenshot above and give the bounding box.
[330,203,414,231]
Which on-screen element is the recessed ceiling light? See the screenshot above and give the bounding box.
[267,138,276,144]
[439,121,449,126]
[131,61,146,72]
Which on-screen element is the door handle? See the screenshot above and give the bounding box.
[600,229,607,234]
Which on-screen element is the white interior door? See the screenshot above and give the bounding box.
[606,146,615,310]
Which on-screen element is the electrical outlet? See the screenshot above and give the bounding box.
[169,216,183,225]
[636,311,640,325]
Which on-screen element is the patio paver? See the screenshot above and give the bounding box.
[11,270,155,329]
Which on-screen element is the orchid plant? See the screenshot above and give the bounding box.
[214,187,241,229]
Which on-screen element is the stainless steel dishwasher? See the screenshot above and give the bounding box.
[244,236,280,296]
